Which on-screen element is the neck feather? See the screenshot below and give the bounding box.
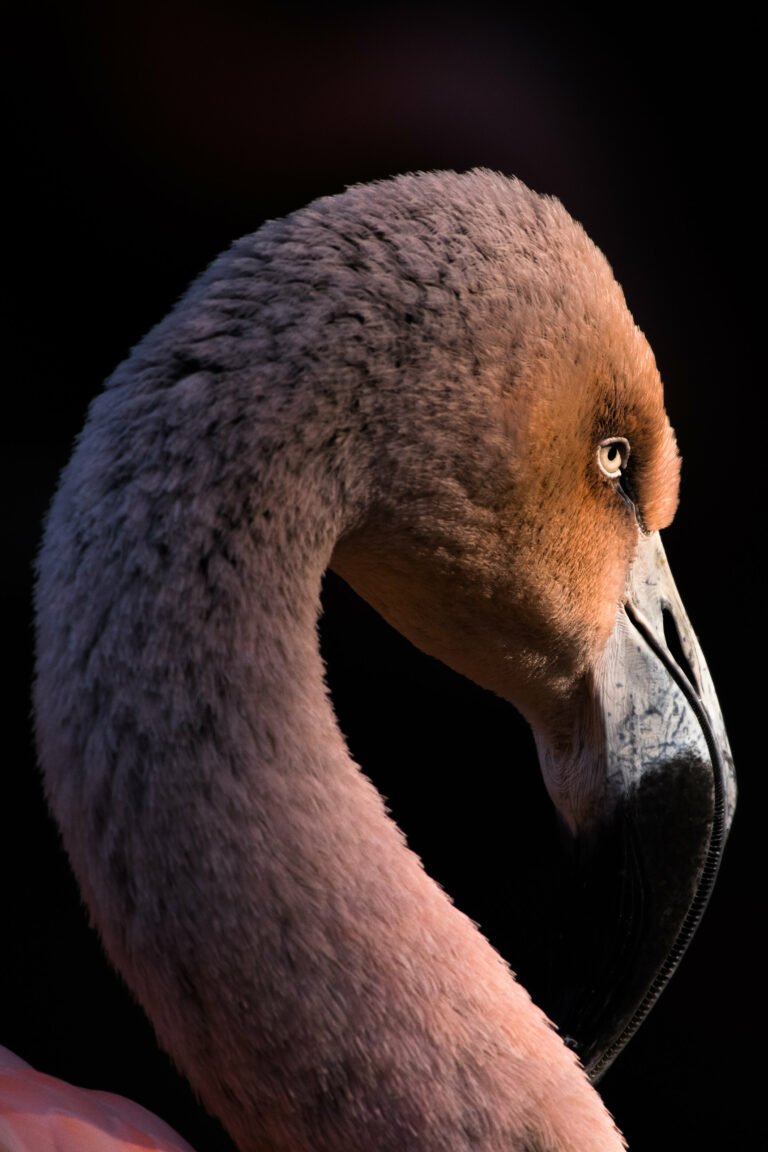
[35,239,621,1152]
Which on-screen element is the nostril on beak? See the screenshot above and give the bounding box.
[661,606,699,693]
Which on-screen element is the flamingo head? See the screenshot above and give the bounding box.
[327,170,735,1073]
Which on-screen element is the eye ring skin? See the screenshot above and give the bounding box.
[597,436,631,480]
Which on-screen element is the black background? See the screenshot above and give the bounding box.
[5,3,758,1148]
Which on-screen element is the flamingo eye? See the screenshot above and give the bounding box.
[597,437,630,479]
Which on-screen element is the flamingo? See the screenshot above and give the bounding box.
[21,169,733,1151]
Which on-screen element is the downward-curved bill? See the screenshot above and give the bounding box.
[537,532,735,1079]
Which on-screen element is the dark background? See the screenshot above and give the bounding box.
[5,3,757,1148]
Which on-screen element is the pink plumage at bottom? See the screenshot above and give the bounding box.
[0,1046,195,1152]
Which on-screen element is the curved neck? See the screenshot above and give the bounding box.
[35,245,623,1152]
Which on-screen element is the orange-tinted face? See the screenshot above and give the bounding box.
[485,290,681,726]
[332,257,680,738]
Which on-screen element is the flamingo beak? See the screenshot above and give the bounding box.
[534,532,735,1079]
